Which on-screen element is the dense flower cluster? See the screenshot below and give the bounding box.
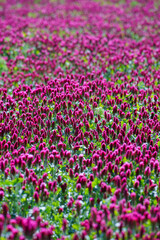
[0,0,160,239]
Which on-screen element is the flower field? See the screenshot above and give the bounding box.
[0,0,160,239]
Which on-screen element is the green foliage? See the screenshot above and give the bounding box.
[0,57,8,74]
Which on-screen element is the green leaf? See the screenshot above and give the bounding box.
[138,122,143,130]
[72,223,80,231]
[92,177,100,188]
[4,37,11,42]
[131,1,139,7]
[0,178,23,187]
[0,57,8,74]
[28,12,37,18]
[138,81,146,89]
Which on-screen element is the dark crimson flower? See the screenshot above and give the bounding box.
[33,191,39,203]
[0,191,4,201]
[61,183,67,193]
[22,218,37,238]
[75,200,81,215]
[73,233,79,240]
[134,180,139,189]
[32,207,40,220]
[0,222,3,236]
[89,198,94,207]
[76,183,81,192]
[106,228,113,240]
[2,203,8,218]
[62,218,68,232]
